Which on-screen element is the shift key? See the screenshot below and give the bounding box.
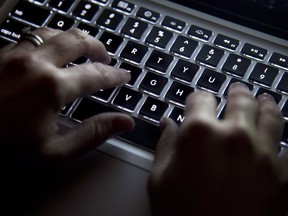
[11,1,51,26]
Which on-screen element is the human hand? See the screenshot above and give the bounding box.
[0,27,134,166]
[149,83,288,216]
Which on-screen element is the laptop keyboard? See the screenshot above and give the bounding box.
[1,0,288,151]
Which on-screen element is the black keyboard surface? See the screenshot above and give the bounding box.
[1,0,287,151]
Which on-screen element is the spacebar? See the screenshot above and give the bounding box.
[71,98,161,150]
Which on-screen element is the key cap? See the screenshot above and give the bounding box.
[188,25,212,41]
[277,73,288,94]
[224,78,254,97]
[71,98,160,150]
[77,22,99,37]
[196,45,224,68]
[0,37,12,48]
[139,97,169,122]
[49,0,75,12]
[97,9,123,30]
[113,87,143,111]
[269,52,288,70]
[120,41,148,64]
[73,0,99,21]
[121,18,148,40]
[11,1,51,26]
[170,35,198,58]
[214,34,239,51]
[112,0,135,14]
[145,27,173,49]
[241,43,267,60]
[281,122,288,143]
[99,31,124,54]
[139,72,168,96]
[92,88,116,101]
[282,100,288,119]
[162,16,186,32]
[165,81,194,106]
[119,62,142,86]
[92,0,109,5]
[249,63,279,87]
[255,88,282,104]
[197,69,226,93]
[169,107,185,125]
[222,54,251,77]
[170,59,199,83]
[136,7,160,23]
[145,50,174,73]
[0,19,29,42]
[47,13,75,30]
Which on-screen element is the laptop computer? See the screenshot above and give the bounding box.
[0,0,288,215]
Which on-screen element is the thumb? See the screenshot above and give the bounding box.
[42,113,135,161]
[153,117,179,172]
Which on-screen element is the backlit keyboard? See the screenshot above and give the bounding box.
[1,0,287,151]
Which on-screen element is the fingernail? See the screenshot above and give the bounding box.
[229,82,250,91]
[257,93,275,103]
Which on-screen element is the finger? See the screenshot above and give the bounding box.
[224,82,257,127]
[0,42,16,52]
[152,118,179,179]
[13,27,61,51]
[257,93,283,153]
[41,113,135,161]
[182,90,218,130]
[59,63,130,105]
[35,28,111,67]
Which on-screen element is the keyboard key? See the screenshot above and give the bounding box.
[97,9,123,30]
[188,25,212,41]
[136,7,160,23]
[121,18,148,40]
[162,16,186,32]
[49,0,75,12]
[120,41,148,64]
[197,69,226,93]
[214,34,239,51]
[249,63,279,87]
[99,31,124,54]
[170,35,198,58]
[112,0,135,14]
[139,97,169,122]
[59,102,74,116]
[145,27,173,49]
[165,81,194,106]
[119,62,142,86]
[169,107,185,125]
[145,50,174,73]
[0,38,12,48]
[241,43,268,60]
[92,88,116,101]
[47,13,75,30]
[256,88,282,104]
[71,98,160,150]
[282,100,288,118]
[77,22,99,37]
[222,54,251,77]
[269,53,288,70]
[224,78,254,97]
[92,0,109,5]
[11,1,51,26]
[0,19,29,42]
[113,87,142,111]
[139,72,168,96]
[281,122,288,143]
[170,59,199,83]
[196,45,224,68]
[73,0,99,21]
[277,73,288,94]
